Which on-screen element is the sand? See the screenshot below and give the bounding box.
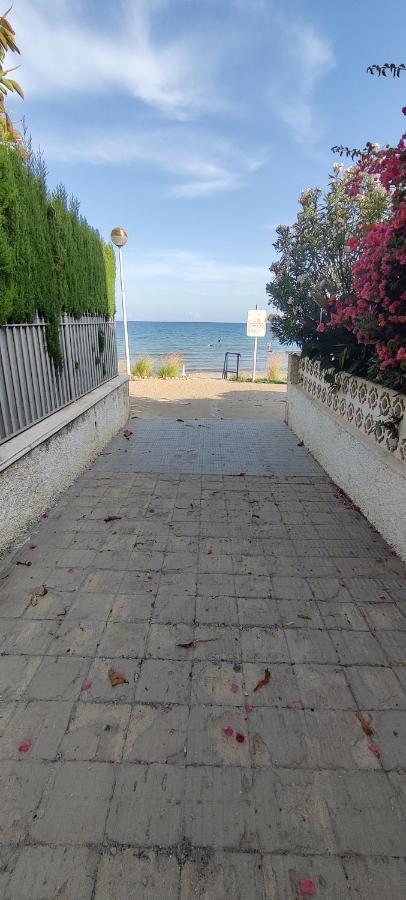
[128,371,287,420]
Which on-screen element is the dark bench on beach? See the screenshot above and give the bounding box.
[222,352,241,380]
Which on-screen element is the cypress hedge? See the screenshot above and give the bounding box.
[0,143,115,369]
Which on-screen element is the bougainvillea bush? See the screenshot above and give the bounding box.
[320,137,406,390]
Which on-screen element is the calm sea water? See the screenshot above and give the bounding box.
[116,321,293,373]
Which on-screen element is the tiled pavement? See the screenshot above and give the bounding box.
[0,419,406,898]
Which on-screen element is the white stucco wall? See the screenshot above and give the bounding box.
[0,375,129,553]
[288,382,406,561]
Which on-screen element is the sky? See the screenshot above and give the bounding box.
[7,0,406,322]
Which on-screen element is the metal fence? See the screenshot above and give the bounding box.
[0,314,118,445]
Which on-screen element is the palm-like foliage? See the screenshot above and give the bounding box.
[0,6,24,147]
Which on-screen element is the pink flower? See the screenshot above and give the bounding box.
[235,732,245,743]
[18,741,32,753]
[316,323,325,333]
[229,682,240,694]
[223,726,234,737]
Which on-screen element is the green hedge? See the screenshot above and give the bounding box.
[0,143,115,369]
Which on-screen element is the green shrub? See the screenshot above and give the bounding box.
[157,353,182,378]
[131,356,153,378]
[267,353,286,383]
[0,143,115,369]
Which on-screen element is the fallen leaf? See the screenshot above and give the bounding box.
[368,740,380,758]
[177,640,198,649]
[29,585,48,607]
[253,668,272,692]
[57,607,68,618]
[29,544,37,550]
[147,575,154,581]
[123,430,133,440]
[176,418,184,422]
[297,440,304,447]
[300,878,314,897]
[355,711,374,737]
[18,740,32,753]
[229,682,240,694]
[42,511,49,519]
[235,732,245,743]
[104,516,121,523]
[207,549,213,555]
[108,667,129,687]
[297,613,312,620]
[223,726,234,737]
[16,560,32,567]
[81,680,92,691]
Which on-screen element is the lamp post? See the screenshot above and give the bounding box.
[111,227,131,377]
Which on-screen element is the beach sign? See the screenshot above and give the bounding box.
[247,309,267,381]
[247,309,267,337]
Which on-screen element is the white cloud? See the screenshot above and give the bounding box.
[41,127,265,197]
[12,0,219,118]
[269,19,334,147]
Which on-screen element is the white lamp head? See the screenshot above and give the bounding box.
[111,227,128,248]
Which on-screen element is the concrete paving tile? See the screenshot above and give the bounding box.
[364,602,406,630]
[25,656,90,701]
[294,664,354,709]
[0,702,16,736]
[147,624,195,659]
[151,595,196,625]
[374,630,406,664]
[83,658,139,702]
[197,573,235,598]
[241,627,290,663]
[91,551,132,570]
[81,569,125,593]
[31,761,114,843]
[0,591,30,617]
[193,625,241,661]
[0,700,72,760]
[123,704,188,763]
[128,550,165,572]
[97,622,148,659]
[1,621,54,656]
[0,656,42,701]
[285,629,338,664]
[0,760,53,841]
[47,620,105,656]
[163,552,198,572]
[95,849,180,900]
[64,592,115,621]
[365,710,406,769]
[4,846,98,900]
[320,770,406,855]
[180,852,265,900]
[304,709,379,770]
[342,856,406,900]
[244,663,301,708]
[106,763,184,845]
[318,600,370,630]
[249,708,312,768]
[136,659,191,704]
[270,576,313,601]
[262,853,348,900]
[196,595,238,625]
[110,592,154,622]
[237,598,281,627]
[61,702,131,761]
[307,577,352,603]
[329,629,387,665]
[188,705,250,766]
[235,575,271,598]
[185,766,257,849]
[345,666,406,709]
[254,769,335,853]
[191,662,244,706]
[277,599,323,628]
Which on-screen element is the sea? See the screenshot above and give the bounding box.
[116,321,294,373]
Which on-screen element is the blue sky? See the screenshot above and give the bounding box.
[8,0,406,321]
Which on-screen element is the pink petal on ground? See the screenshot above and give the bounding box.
[81,681,92,691]
[300,879,315,896]
[42,512,48,519]
[244,704,254,713]
[29,544,36,550]
[229,682,240,694]
[235,732,245,743]
[223,726,234,737]
[18,741,32,753]
[67,568,75,574]
[368,740,380,758]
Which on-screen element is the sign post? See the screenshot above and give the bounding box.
[247,309,267,382]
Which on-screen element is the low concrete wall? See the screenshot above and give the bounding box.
[0,375,129,552]
[287,358,406,561]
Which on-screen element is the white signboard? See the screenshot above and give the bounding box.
[247,309,267,337]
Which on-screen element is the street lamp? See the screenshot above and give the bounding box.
[111,227,131,377]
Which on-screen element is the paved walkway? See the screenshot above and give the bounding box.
[0,416,406,898]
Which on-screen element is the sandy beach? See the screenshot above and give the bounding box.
[128,370,287,420]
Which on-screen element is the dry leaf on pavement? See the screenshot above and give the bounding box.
[108,667,129,687]
[253,668,272,692]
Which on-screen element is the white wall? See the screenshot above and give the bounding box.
[288,381,406,561]
[0,375,129,553]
